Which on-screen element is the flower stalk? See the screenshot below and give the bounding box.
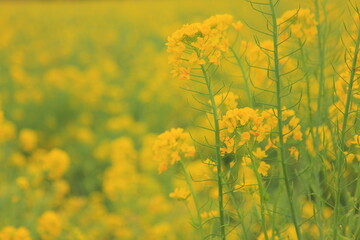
[269,0,302,239]
[332,15,360,240]
[201,64,227,240]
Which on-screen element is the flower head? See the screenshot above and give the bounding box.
[0,226,32,240]
[37,211,62,240]
[167,14,240,80]
[43,149,70,180]
[153,128,195,173]
[258,161,271,176]
[277,9,318,41]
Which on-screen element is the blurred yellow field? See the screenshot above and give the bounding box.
[0,0,359,239]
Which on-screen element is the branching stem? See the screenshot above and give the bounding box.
[315,0,327,123]
[332,17,360,240]
[201,64,227,240]
[268,0,302,239]
[230,46,254,107]
[180,160,205,238]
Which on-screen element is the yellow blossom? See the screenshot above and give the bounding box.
[277,8,318,41]
[16,177,29,190]
[252,148,268,159]
[43,149,70,180]
[153,128,195,173]
[220,136,236,155]
[0,226,32,240]
[169,187,190,201]
[19,129,37,152]
[214,92,239,110]
[258,161,271,176]
[232,21,243,32]
[167,14,237,80]
[201,210,219,219]
[346,153,355,163]
[289,146,299,160]
[37,211,62,240]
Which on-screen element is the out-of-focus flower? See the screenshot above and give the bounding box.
[37,211,62,240]
[43,149,70,180]
[153,128,195,173]
[169,187,190,200]
[19,129,37,152]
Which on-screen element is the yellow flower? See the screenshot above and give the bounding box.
[289,117,300,128]
[238,132,251,146]
[37,211,62,240]
[277,8,318,41]
[167,14,237,80]
[16,177,29,190]
[214,92,239,110]
[281,224,298,240]
[302,201,314,219]
[252,148,268,159]
[292,125,303,141]
[169,187,190,201]
[200,210,219,219]
[258,161,271,176]
[265,137,278,150]
[282,108,295,121]
[348,134,360,146]
[170,67,191,80]
[188,52,205,65]
[43,149,70,180]
[0,113,16,143]
[219,107,258,133]
[220,136,236,155]
[346,153,355,163]
[232,21,243,32]
[153,128,195,173]
[289,146,299,160]
[241,156,252,166]
[257,229,278,240]
[19,129,37,152]
[0,226,32,240]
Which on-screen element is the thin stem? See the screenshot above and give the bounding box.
[268,0,302,239]
[201,64,227,240]
[230,46,254,107]
[249,156,270,240]
[332,19,360,240]
[315,0,327,124]
[180,160,205,238]
[223,181,249,240]
[298,38,325,240]
[298,38,314,128]
[350,175,360,234]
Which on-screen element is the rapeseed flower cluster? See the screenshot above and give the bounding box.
[278,8,318,41]
[153,128,195,173]
[167,14,239,80]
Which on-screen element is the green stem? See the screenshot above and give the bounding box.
[230,46,254,108]
[298,39,325,240]
[332,19,360,240]
[298,39,314,128]
[179,160,205,238]
[315,0,327,124]
[224,181,249,240]
[201,64,226,240]
[249,156,269,240]
[268,0,302,239]
[349,169,360,234]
